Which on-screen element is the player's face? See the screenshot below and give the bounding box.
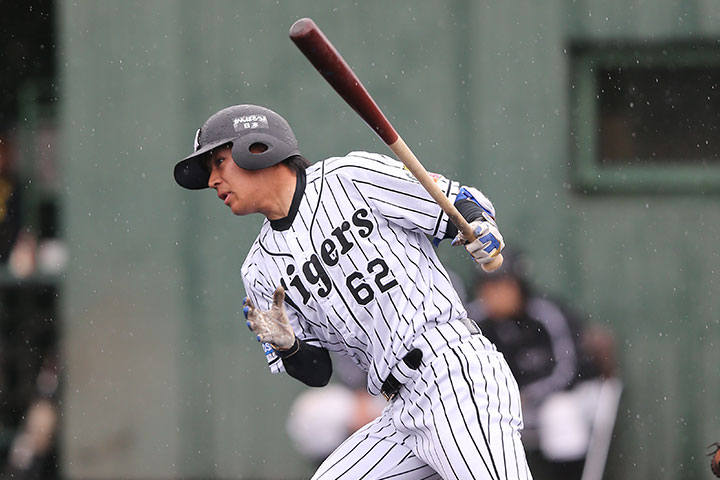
[206,145,263,216]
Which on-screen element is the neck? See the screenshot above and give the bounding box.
[261,164,298,221]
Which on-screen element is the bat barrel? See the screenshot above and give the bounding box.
[290,18,503,273]
[289,18,398,144]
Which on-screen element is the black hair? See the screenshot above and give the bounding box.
[473,248,533,300]
[282,155,311,172]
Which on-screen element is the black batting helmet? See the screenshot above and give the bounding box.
[174,104,300,190]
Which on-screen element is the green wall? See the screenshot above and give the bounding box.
[59,1,720,478]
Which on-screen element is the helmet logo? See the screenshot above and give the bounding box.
[193,128,201,151]
[233,115,268,132]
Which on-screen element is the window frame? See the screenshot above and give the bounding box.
[570,42,720,193]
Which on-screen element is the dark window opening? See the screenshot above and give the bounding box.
[598,65,720,166]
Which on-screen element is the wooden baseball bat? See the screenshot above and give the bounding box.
[289,17,503,272]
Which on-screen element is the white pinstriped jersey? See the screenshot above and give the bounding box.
[241,151,469,395]
[241,151,533,479]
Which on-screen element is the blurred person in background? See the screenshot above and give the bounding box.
[466,250,618,480]
[2,352,60,479]
[286,354,386,468]
[0,127,22,265]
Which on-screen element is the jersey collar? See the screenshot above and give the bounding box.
[269,168,306,231]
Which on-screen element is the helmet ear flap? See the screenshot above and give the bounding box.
[249,142,269,154]
[231,132,297,170]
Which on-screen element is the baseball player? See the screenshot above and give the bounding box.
[174,104,533,480]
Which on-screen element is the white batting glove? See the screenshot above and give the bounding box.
[243,286,296,351]
[451,214,505,266]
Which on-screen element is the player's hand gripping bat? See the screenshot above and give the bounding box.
[289,18,503,272]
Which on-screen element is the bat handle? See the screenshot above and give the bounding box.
[389,139,504,273]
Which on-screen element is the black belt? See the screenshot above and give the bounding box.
[381,348,422,401]
[380,318,482,401]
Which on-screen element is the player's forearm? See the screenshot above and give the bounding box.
[278,338,333,387]
[444,199,484,239]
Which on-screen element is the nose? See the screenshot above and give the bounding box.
[208,168,220,189]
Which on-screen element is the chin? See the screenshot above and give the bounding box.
[230,205,247,216]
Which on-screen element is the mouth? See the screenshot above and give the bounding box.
[218,192,232,206]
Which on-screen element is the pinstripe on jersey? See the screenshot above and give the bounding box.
[241,151,532,479]
[310,322,532,480]
[242,151,465,395]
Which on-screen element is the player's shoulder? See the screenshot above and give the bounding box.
[317,151,404,179]
[240,242,259,278]
[240,223,271,274]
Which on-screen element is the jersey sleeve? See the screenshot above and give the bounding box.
[333,152,461,242]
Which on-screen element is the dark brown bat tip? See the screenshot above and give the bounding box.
[289,18,316,39]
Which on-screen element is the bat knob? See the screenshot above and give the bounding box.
[481,254,504,273]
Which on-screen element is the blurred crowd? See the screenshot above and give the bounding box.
[0,127,62,479]
[286,250,621,480]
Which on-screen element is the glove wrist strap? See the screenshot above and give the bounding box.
[455,198,493,224]
[275,337,301,358]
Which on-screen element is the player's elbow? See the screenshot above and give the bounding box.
[307,362,333,387]
[282,346,333,387]
[287,361,332,387]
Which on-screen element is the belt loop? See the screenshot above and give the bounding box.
[460,318,481,335]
